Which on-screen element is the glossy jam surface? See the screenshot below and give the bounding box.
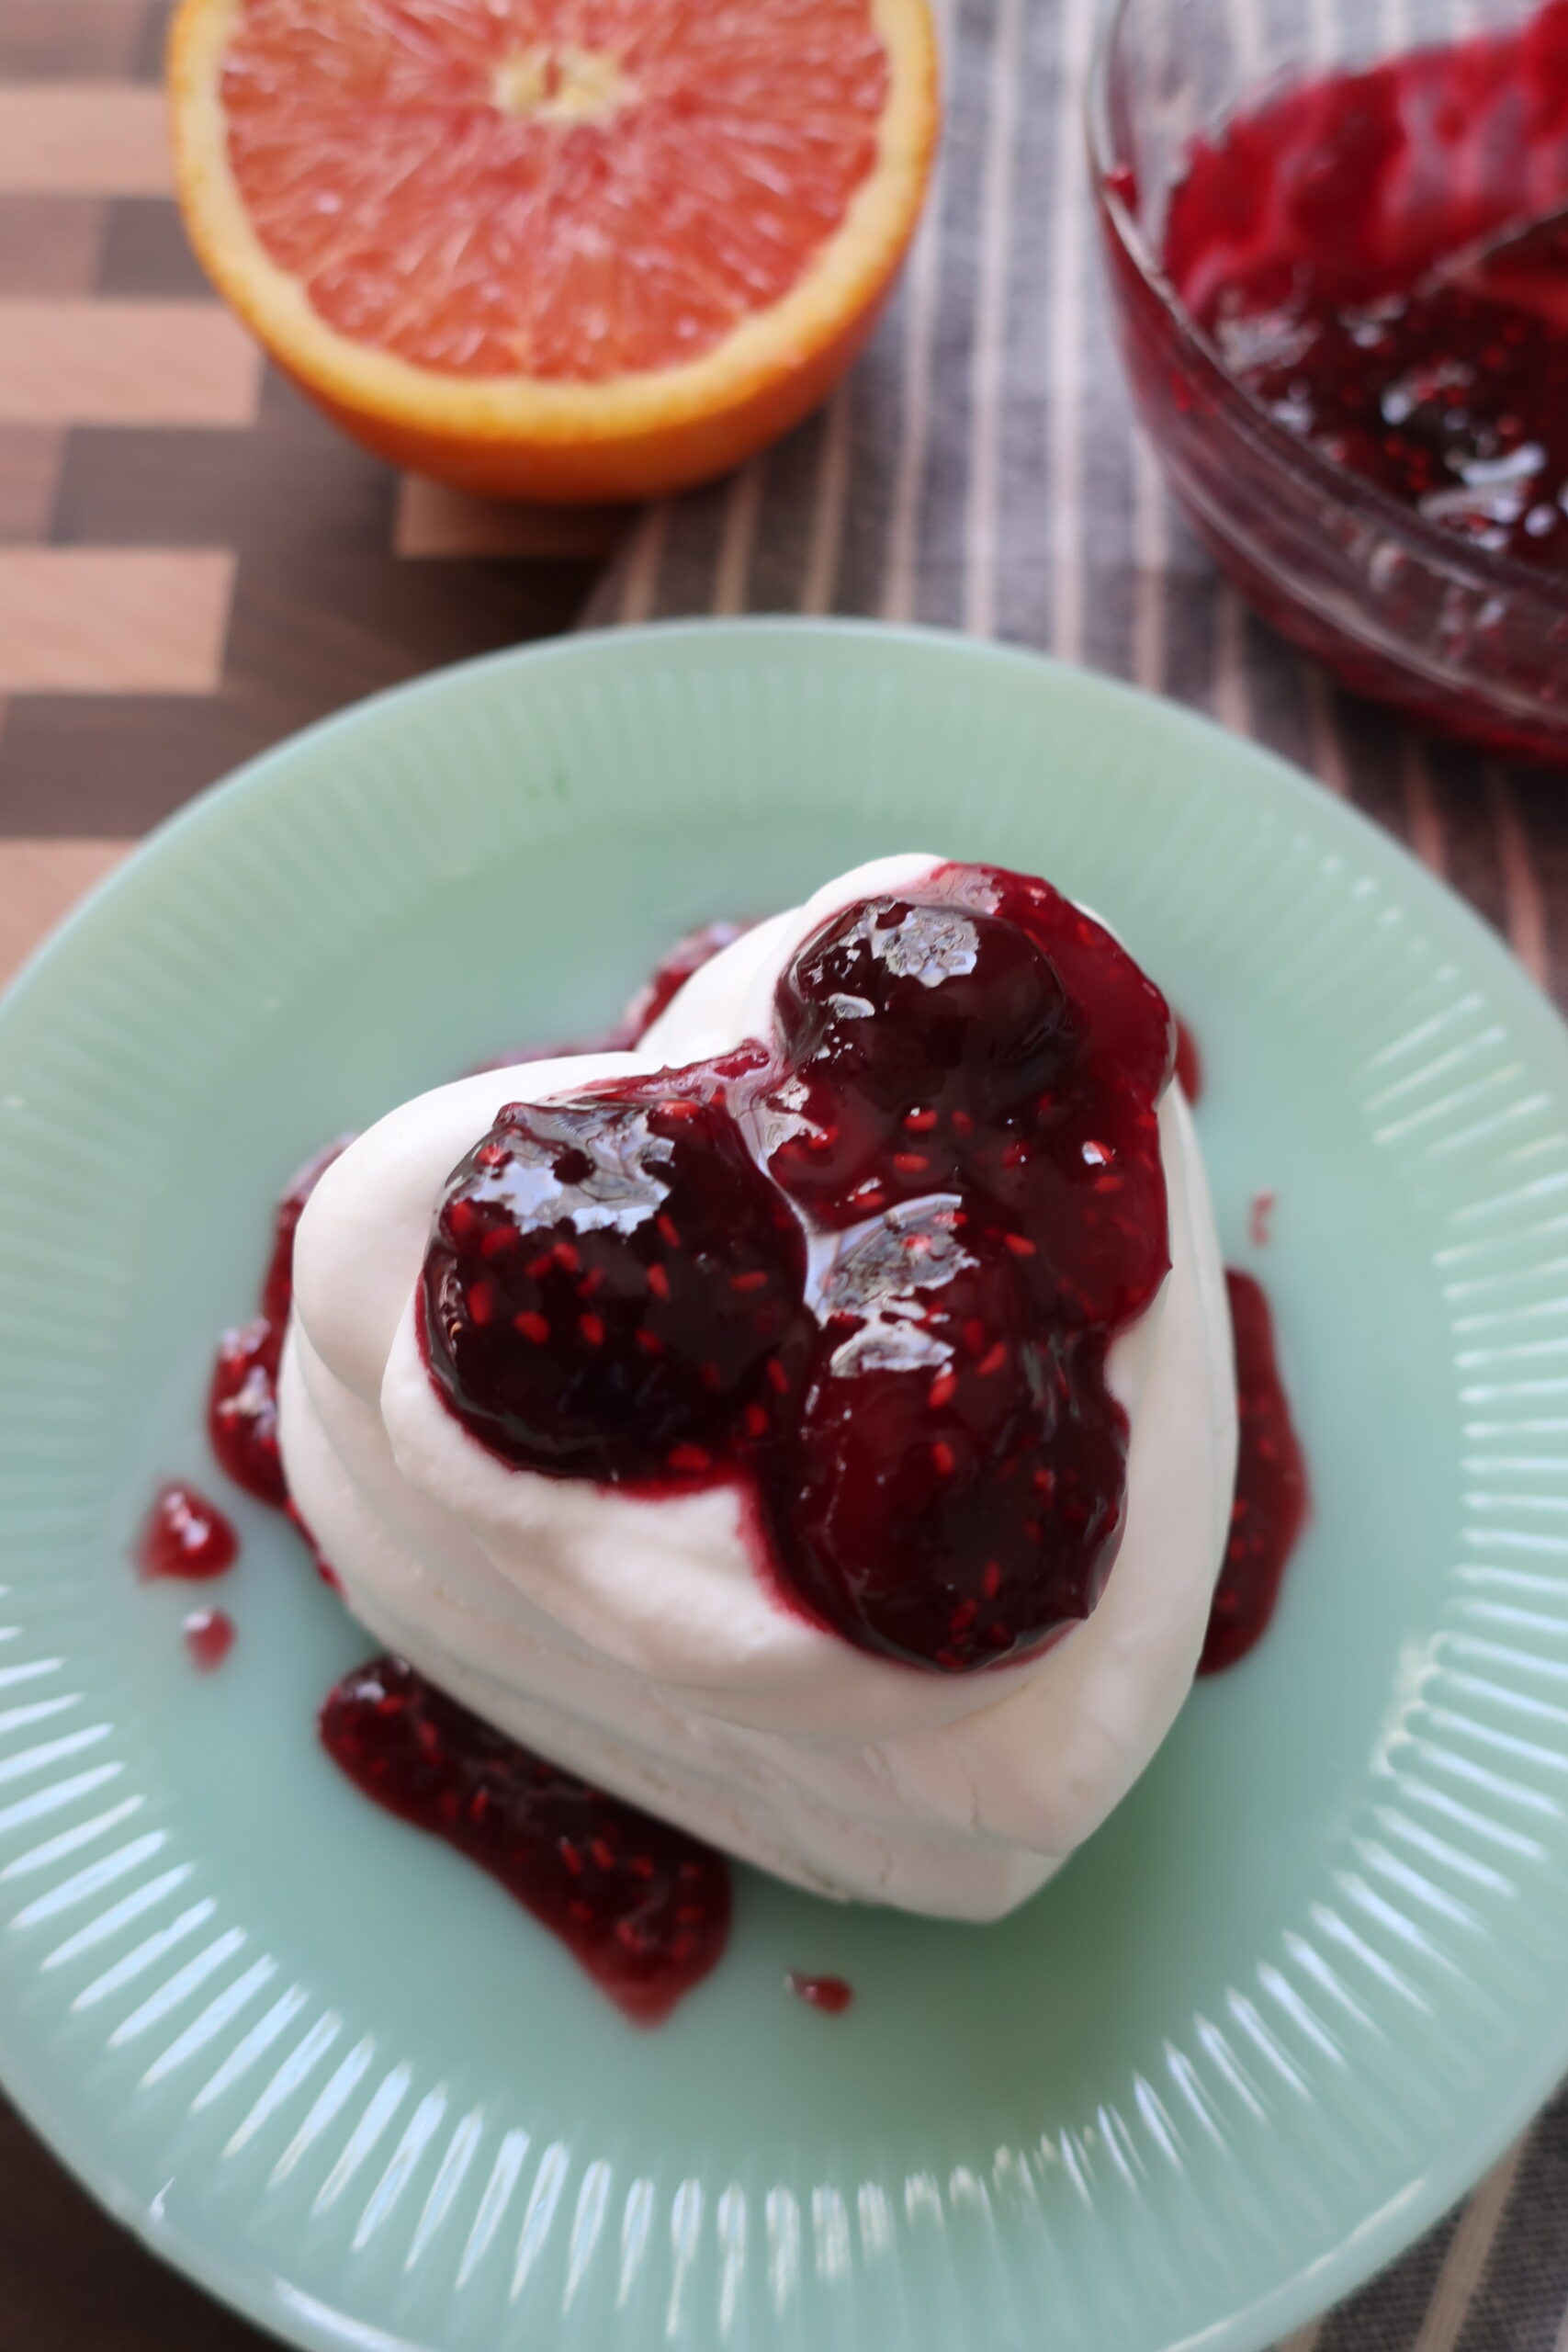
[320,1655,730,2023]
[787,1970,853,2013]
[138,1482,239,1580]
[1209,218,1568,572]
[1163,2,1568,572]
[425,1066,807,1485]
[1200,1271,1309,1674]
[209,1319,288,1503]
[209,1140,346,1504]
[184,1607,237,1671]
[424,864,1176,1673]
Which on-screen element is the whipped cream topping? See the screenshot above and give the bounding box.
[281,856,1237,1919]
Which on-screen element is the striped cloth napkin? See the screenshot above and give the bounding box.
[581,3,1568,2346]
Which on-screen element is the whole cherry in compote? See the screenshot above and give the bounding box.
[779,1204,1121,1669]
[422,864,1177,1676]
[766,894,1083,1218]
[423,1068,809,1484]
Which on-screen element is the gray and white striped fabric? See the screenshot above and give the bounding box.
[585,1,1568,2341]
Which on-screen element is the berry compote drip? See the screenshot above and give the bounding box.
[321,1656,730,2024]
[209,1139,347,1504]
[1163,0,1568,571]
[787,1971,853,2014]
[184,1608,237,1671]
[138,1481,238,1580]
[423,864,1176,1674]
[1173,1018,1202,1105]
[1200,1271,1309,1674]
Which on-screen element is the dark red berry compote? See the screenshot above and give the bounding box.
[209,1139,347,1503]
[1200,1272,1309,1674]
[184,1608,237,1672]
[321,1656,729,2023]
[138,1481,238,1580]
[1098,0,1568,756]
[1165,9,1568,576]
[787,1971,853,2014]
[423,864,1175,1673]
[1173,1018,1202,1106]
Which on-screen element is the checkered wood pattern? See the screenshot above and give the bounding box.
[0,0,626,993]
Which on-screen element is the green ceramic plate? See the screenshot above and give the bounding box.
[2,619,1566,2352]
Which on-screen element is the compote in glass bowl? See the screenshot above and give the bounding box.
[1089,0,1568,763]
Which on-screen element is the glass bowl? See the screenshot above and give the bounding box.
[1087,0,1568,766]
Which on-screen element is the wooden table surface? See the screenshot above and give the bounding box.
[0,3,616,2341]
[0,0,624,994]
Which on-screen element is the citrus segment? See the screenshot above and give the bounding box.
[171,0,939,501]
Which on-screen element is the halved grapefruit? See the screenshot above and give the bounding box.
[169,0,940,503]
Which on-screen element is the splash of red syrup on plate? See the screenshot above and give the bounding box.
[138,1481,238,1580]
[320,1656,729,2025]
[209,1140,348,1505]
[183,1609,236,1671]
[1201,1270,1310,1673]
